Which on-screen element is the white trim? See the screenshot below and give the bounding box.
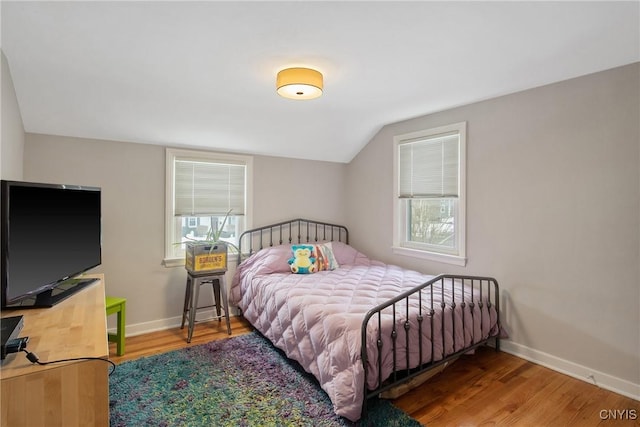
[392,245,467,266]
[165,149,176,263]
[112,310,241,338]
[164,148,253,264]
[162,257,184,268]
[500,340,640,401]
[111,310,639,401]
[116,317,640,402]
[393,122,467,263]
[166,147,252,166]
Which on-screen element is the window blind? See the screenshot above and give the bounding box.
[398,132,459,198]
[174,160,245,216]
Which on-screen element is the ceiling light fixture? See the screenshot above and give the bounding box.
[276,67,323,100]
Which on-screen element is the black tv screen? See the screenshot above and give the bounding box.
[1,180,102,308]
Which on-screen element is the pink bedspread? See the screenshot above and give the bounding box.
[230,243,499,422]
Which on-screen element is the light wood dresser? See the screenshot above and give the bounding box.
[1,274,109,426]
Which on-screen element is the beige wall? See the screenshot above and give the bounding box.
[252,154,347,227]
[18,60,639,398]
[345,63,640,396]
[1,50,25,180]
[23,134,347,333]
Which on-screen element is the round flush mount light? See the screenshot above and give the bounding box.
[276,67,323,100]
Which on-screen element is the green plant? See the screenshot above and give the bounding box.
[182,209,239,254]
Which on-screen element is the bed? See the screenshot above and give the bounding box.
[231,218,500,422]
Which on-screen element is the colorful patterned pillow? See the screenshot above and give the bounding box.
[314,242,340,271]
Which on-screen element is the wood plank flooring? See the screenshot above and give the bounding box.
[109,318,639,426]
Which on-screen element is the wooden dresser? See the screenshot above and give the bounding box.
[0,275,109,427]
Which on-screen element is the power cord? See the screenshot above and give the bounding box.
[21,349,117,376]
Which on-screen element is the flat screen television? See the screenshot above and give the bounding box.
[1,180,102,309]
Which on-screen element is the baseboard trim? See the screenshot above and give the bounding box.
[500,340,639,401]
[110,317,639,401]
[108,309,241,337]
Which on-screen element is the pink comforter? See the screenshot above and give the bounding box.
[230,242,498,421]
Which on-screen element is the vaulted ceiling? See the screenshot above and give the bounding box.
[2,1,638,163]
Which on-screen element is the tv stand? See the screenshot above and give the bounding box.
[3,277,99,309]
[0,274,108,426]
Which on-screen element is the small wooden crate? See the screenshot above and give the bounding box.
[185,242,227,274]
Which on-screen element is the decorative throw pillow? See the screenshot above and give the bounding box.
[246,245,296,275]
[327,241,369,266]
[288,244,316,274]
[314,242,340,271]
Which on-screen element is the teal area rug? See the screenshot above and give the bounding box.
[109,332,421,426]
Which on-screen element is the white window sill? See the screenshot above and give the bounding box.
[162,257,184,268]
[392,246,467,266]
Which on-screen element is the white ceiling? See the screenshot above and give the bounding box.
[2,1,638,163]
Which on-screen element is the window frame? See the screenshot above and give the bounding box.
[163,148,253,267]
[392,122,467,266]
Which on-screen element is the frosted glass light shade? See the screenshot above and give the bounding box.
[276,67,323,100]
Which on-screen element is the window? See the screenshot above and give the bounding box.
[393,122,466,266]
[164,148,253,266]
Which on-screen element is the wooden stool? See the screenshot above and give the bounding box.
[181,272,232,343]
[105,296,126,356]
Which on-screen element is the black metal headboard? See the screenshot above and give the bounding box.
[237,218,349,264]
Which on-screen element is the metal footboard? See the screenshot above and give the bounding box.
[360,274,500,415]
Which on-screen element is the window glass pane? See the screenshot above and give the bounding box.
[407,198,457,249]
[170,215,243,258]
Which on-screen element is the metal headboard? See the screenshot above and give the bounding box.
[237,218,349,264]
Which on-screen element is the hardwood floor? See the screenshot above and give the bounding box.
[108,316,254,364]
[109,318,639,426]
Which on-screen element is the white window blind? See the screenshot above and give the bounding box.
[174,160,245,216]
[398,132,459,199]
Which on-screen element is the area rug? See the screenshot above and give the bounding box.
[109,332,421,427]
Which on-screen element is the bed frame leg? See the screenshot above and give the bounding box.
[360,400,368,423]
